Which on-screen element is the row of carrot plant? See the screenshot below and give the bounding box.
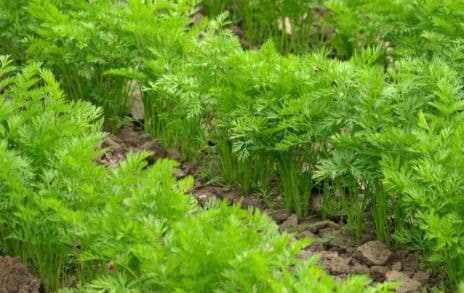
[202,0,464,59]
[0,56,393,291]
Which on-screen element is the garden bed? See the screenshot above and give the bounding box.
[97,123,440,292]
[1,0,463,290]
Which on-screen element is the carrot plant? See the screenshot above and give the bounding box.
[142,13,240,161]
[136,10,464,287]
[316,55,464,286]
[323,0,464,64]
[0,55,106,289]
[3,0,464,287]
[0,55,395,292]
[381,59,464,285]
[0,1,34,61]
[24,0,130,126]
[146,37,388,221]
[221,43,335,216]
[313,48,392,243]
[0,0,200,128]
[202,0,329,54]
[202,0,464,64]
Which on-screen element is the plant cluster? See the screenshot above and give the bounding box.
[202,0,330,54]
[2,0,464,289]
[145,4,464,288]
[162,1,464,286]
[1,0,199,128]
[0,56,395,292]
[203,0,464,62]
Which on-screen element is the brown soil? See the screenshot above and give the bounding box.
[0,256,42,293]
[97,124,173,166]
[98,123,441,292]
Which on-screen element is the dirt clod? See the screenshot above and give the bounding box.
[386,270,421,293]
[322,229,353,249]
[357,240,392,265]
[348,258,370,275]
[193,12,204,25]
[303,220,338,233]
[392,261,402,271]
[266,209,289,224]
[413,271,430,284]
[0,256,42,293]
[370,265,388,282]
[174,168,187,179]
[279,214,298,231]
[318,251,351,275]
[97,125,168,166]
[197,193,210,204]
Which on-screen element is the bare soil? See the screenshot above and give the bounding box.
[0,256,42,293]
[98,123,441,292]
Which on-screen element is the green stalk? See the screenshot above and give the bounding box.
[278,154,296,215]
[301,169,313,219]
[256,155,268,189]
[321,179,330,220]
[217,139,238,184]
[237,158,253,194]
[348,185,363,244]
[339,179,363,244]
[371,184,391,246]
[278,153,313,219]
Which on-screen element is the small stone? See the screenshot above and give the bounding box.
[386,270,421,293]
[326,229,353,249]
[174,168,187,178]
[279,214,298,231]
[391,261,402,271]
[106,261,115,272]
[370,266,388,281]
[412,271,430,284]
[267,209,288,223]
[197,194,208,202]
[318,251,351,275]
[357,240,392,265]
[348,258,370,275]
